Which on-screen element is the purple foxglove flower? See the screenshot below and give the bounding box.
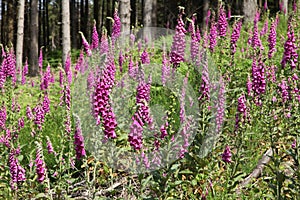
[79,32,92,57]
[65,110,71,134]
[209,22,218,52]
[130,34,135,46]
[206,10,211,26]
[264,1,268,10]
[190,20,199,62]
[228,7,231,19]
[119,50,124,73]
[0,66,6,88]
[218,6,228,37]
[42,94,50,114]
[293,1,297,12]
[140,48,150,64]
[18,117,24,130]
[281,22,298,70]
[21,59,28,85]
[2,48,16,82]
[230,20,242,54]
[252,57,266,97]
[260,19,268,36]
[235,94,247,130]
[9,149,26,190]
[64,54,72,85]
[64,83,71,110]
[26,105,34,120]
[75,50,84,77]
[279,79,290,103]
[35,142,46,183]
[222,145,232,163]
[38,48,43,74]
[112,7,121,42]
[46,136,55,155]
[170,8,186,67]
[33,104,45,130]
[292,139,296,149]
[74,119,86,159]
[59,69,64,88]
[100,29,109,55]
[199,56,210,101]
[268,21,277,59]
[246,74,253,97]
[92,55,117,139]
[188,15,196,33]
[91,20,99,50]
[128,117,144,150]
[40,64,51,91]
[216,76,225,133]
[0,105,7,129]
[266,65,277,83]
[252,15,263,50]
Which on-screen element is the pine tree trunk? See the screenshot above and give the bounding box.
[16,0,25,74]
[143,0,153,27]
[62,0,71,65]
[243,0,257,22]
[119,0,131,34]
[30,0,39,76]
[7,0,15,45]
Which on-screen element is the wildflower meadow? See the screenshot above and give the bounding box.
[0,2,300,200]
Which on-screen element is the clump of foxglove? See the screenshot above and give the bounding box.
[91,20,99,50]
[0,105,7,129]
[278,79,290,103]
[46,136,55,155]
[170,7,186,67]
[74,119,86,160]
[140,48,150,64]
[209,22,218,52]
[252,57,266,98]
[281,20,298,70]
[222,145,232,163]
[218,6,228,37]
[35,142,46,183]
[252,12,263,50]
[9,148,26,190]
[230,20,242,54]
[79,32,92,57]
[111,5,121,44]
[33,104,45,130]
[268,21,277,59]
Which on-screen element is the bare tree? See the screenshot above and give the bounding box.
[30,0,39,76]
[62,0,71,65]
[119,0,131,34]
[16,0,25,74]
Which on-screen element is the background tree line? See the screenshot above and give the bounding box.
[0,0,292,76]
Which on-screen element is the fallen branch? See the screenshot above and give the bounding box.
[236,148,273,194]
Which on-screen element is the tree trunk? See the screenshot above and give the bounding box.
[7,0,15,45]
[30,0,39,76]
[16,0,25,74]
[1,0,7,45]
[143,0,153,27]
[62,0,71,65]
[243,0,257,22]
[119,0,131,34]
